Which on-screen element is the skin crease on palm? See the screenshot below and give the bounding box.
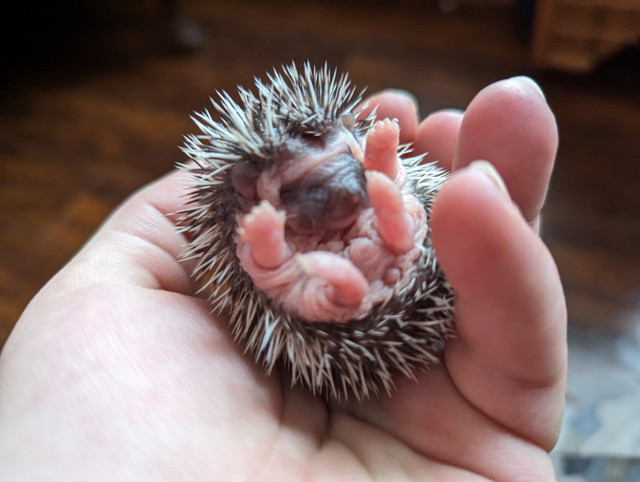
[0,77,566,480]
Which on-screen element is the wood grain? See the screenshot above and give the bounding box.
[1,0,639,347]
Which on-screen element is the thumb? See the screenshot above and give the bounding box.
[46,169,196,297]
[431,161,567,450]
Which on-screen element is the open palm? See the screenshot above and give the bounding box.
[0,77,565,480]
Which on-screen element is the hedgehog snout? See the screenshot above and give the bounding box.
[279,151,368,232]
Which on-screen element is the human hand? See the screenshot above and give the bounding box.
[0,77,565,480]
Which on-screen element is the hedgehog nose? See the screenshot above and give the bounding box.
[279,151,368,233]
[324,170,369,229]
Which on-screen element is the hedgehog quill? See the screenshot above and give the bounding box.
[179,63,455,400]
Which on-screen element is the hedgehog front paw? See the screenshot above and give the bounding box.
[365,170,416,253]
[364,118,401,180]
[237,200,291,268]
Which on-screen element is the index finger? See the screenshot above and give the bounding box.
[357,90,419,145]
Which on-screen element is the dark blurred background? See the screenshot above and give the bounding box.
[1,0,639,476]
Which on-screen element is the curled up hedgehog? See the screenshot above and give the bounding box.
[179,63,455,400]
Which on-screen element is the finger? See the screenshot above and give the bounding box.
[431,163,567,449]
[54,169,196,295]
[413,109,463,171]
[357,90,419,145]
[346,366,555,480]
[453,77,558,224]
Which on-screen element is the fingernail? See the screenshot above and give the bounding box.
[440,108,465,115]
[468,161,510,198]
[384,89,420,113]
[511,76,546,101]
[426,107,464,118]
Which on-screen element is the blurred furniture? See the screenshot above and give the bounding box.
[533,0,640,71]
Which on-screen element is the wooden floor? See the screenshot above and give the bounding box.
[1,1,639,347]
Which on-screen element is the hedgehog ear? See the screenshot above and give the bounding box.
[341,113,356,132]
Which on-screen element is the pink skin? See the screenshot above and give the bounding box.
[359,90,419,145]
[365,171,415,253]
[296,252,369,306]
[235,119,421,322]
[364,118,401,180]
[237,201,290,269]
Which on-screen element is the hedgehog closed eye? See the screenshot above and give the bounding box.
[179,62,455,400]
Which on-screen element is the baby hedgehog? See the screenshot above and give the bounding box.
[179,63,455,400]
